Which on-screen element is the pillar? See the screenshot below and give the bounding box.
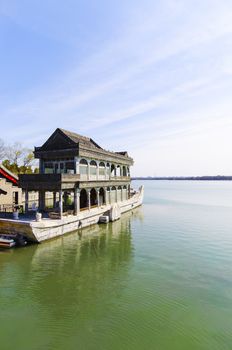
[88,162,90,180]
[97,188,100,207]
[53,191,57,208]
[105,188,108,205]
[74,188,80,215]
[109,187,111,204]
[115,187,118,203]
[59,190,63,218]
[75,157,79,174]
[39,190,45,211]
[87,189,91,210]
[25,189,29,213]
[96,161,99,180]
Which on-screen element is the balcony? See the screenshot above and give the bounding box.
[19,173,80,191]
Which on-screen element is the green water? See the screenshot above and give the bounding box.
[1,180,232,350]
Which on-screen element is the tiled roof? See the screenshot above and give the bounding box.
[59,128,102,149]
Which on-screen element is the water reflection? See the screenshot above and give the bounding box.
[0,210,145,347]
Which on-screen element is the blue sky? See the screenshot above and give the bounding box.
[1,0,232,176]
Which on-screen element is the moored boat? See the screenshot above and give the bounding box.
[0,235,16,249]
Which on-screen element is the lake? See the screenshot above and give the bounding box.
[0,180,232,350]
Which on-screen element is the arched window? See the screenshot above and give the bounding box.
[110,186,116,204]
[116,165,121,177]
[79,159,88,176]
[90,160,97,166]
[90,160,97,176]
[117,186,122,202]
[122,166,127,177]
[99,162,105,177]
[111,164,115,176]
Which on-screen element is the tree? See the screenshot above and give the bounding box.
[0,138,6,161]
[23,151,34,168]
[5,142,24,165]
[2,142,37,175]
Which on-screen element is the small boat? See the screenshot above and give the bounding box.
[0,235,16,249]
[0,234,27,249]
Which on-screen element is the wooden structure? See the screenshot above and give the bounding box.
[19,128,133,218]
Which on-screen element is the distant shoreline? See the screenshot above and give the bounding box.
[132,176,232,181]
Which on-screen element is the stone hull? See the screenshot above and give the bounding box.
[0,186,144,243]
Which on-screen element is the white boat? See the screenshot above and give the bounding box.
[0,235,16,249]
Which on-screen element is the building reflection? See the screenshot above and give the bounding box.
[27,209,143,323]
[0,207,144,346]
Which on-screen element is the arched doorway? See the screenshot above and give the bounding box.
[99,187,105,205]
[90,188,97,207]
[117,186,122,202]
[80,189,87,209]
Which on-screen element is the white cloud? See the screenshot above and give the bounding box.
[1,0,232,175]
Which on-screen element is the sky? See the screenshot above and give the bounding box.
[1,0,232,176]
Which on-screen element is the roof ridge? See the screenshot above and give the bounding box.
[59,128,91,141]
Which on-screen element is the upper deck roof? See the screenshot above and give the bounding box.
[34,128,133,165]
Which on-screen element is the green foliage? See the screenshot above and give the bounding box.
[2,144,37,175]
[2,159,35,175]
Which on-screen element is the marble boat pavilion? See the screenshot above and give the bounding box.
[19,128,133,218]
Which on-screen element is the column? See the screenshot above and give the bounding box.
[39,190,45,211]
[59,190,63,218]
[87,189,91,210]
[96,161,99,180]
[105,188,108,205]
[25,189,29,213]
[74,188,80,215]
[75,157,79,174]
[115,187,118,203]
[53,191,57,209]
[108,187,111,204]
[39,159,44,173]
[97,188,100,207]
[88,162,90,180]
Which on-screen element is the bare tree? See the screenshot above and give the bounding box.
[0,138,6,161]
[5,142,25,166]
[23,150,35,167]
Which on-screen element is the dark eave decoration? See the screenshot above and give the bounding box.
[0,188,7,195]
